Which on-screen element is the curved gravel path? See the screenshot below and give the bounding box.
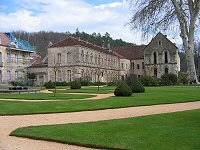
[0,101,200,150]
[0,90,114,102]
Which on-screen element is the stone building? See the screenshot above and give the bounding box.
[144,32,180,78]
[29,36,120,85]
[29,32,180,85]
[0,33,35,85]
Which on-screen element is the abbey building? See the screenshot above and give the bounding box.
[29,32,180,86]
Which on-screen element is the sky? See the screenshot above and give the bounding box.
[0,0,182,45]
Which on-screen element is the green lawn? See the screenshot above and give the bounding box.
[0,93,94,100]
[53,86,115,94]
[0,86,199,115]
[10,109,200,150]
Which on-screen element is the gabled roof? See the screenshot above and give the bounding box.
[144,32,178,51]
[49,36,114,55]
[112,45,146,60]
[0,32,10,46]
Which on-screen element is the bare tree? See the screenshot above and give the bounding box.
[130,0,200,83]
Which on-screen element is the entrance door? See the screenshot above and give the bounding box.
[39,75,44,86]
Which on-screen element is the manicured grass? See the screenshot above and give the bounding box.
[0,86,200,115]
[0,93,94,100]
[10,109,200,150]
[54,87,114,94]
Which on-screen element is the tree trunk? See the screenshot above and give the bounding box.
[185,44,199,83]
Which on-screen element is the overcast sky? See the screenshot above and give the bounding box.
[0,0,182,45]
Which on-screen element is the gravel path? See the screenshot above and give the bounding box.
[0,101,200,150]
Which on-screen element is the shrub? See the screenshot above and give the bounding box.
[79,79,90,86]
[178,72,188,84]
[44,80,55,89]
[114,82,132,96]
[107,82,117,86]
[90,82,107,86]
[140,75,159,86]
[70,80,81,89]
[161,73,178,85]
[168,73,178,85]
[125,76,145,93]
[161,74,171,85]
[130,80,145,93]
[55,81,68,86]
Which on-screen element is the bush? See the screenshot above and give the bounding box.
[114,82,132,96]
[90,82,106,86]
[70,80,81,89]
[178,72,189,84]
[130,80,145,93]
[55,81,68,86]
[44,80,55,89]
[161,73,178,85]
[79,79,90,86]
[168,73,178,85]
[140,75,160,86]
[107,82,117,86]
[125,76,145,93]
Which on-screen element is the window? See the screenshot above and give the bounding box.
[0,52,2,64]
[85,52,89,63]
[165,68,169,74]
[81,50,84,62]
[137,64,140,69]
[90,53,93,64]
[7,52,11,62]
[15,71,19,79]
[67,70,72,82]
[67,52,72,64]
[57,53,61,63]
[121,63,124,69]
[142,62,145,69]
[165,51,168,63]
[153,52,157,64]
[57,70,62,82]
[98,55,101,64]
[94,54,97,64]
[22,54,26,64]
[7,70,11,81]
[15,54,19,64]
[154,68,157,77]
[158,41,161,45]
[131,62,134,69]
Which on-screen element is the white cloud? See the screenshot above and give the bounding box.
[0,0,183,45]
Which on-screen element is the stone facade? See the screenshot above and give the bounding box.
[29,33,180,86]
[0,33,34,84]
[144,32,180,78]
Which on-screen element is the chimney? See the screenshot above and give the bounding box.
[107,40,112,52]
[48,41,52,47]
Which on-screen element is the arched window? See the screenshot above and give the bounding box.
[98,55,101,64]
[85,52,89,63]
[67,52,72,64]
[154,68,157,77]
[90,53,93,64]
[165,68,169,74]
[94,54,97,64]
[164,51,168,63]
[153,52,157,64]
[57,70,62,82]
[81,50,84,62]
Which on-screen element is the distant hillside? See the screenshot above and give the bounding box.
[13,30,134,58]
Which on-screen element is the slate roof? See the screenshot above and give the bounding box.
[112,45,146,60]
[49,36,115,55]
